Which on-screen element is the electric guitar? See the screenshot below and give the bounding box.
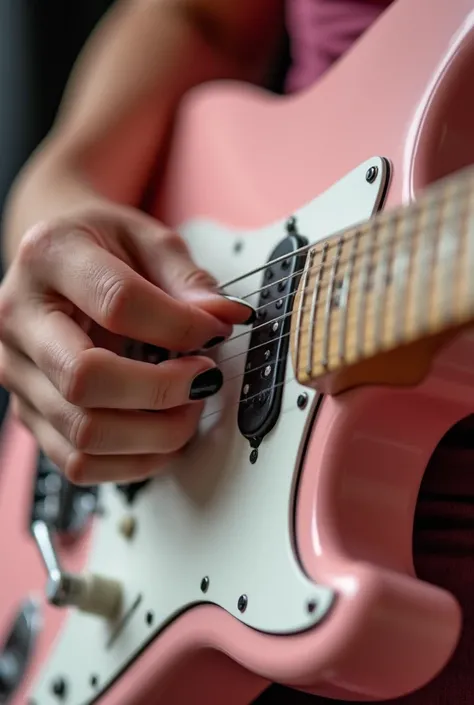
[2,0,474,702]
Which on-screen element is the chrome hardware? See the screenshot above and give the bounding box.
[31,521,122,620]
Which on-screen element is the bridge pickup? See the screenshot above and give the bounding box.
[238,231,307,442]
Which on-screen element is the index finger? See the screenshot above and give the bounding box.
[35,233,231,351]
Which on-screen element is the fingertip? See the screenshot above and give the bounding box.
[219,295,256,324]
[184,290,256,326]
[189,365,223,401]
[65,451,88,486]
[202,335,226,350]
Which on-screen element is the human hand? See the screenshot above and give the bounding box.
[0,206,253,485]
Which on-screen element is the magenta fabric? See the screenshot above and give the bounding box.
[285,0,392,92]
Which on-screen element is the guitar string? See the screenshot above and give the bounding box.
[201,281,459,423]
[216,170,468,293]
[216,236,398,350]
[217,330,291,366]
[200,376,298,423]
[233,204,406,303]
[218,232,402,362]
[202,225,468,414]
[224,350,290,383]
[213,201,466,362]
[197,177,471,422]
[215,226,408,359]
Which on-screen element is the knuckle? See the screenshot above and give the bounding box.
[164,408,198,452]
[17,221,56,266]
[64,452,89,486]
[0,296,16,343]
[57,351,89,405]
[182,267,217,290]
[67,409,99,452]
[160,229,188,254]
[13,397,27,424]
[173,306,196,348]
[150,377,174,409]
[96,273,135,330]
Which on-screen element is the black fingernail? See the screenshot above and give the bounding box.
[203,336,226,350]
[189,367,223,400]
[221,295,256,325]
[243,309,256,325]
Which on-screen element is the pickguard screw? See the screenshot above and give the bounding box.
[286,216,297,233]
[307,599,317,614]
[90,675,99,688]
[118,514,136,539]
[365,166,378,183]
[51,677,66,698]
[249,449,258,464]
[238,594,248,613]
[200,576,210,593]
[297,393,308,409]
[145,611,154,626]
[234,240,243,253]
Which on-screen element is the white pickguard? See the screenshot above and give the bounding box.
[31,158,388,704]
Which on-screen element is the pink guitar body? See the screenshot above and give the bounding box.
[2,0,474,702]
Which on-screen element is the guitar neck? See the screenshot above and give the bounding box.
[291,166,474,394]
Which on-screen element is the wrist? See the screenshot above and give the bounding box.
[2,148,103,265]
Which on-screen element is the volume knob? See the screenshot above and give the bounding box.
[32,521,122,620]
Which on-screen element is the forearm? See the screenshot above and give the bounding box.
[3,0,283,263]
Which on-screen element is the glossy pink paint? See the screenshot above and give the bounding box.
[2,0,474,701]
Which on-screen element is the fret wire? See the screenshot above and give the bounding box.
[205,209,474,421]
[307,242,328,375]
[219,204,474,384]
[255,204,461,330]
[392,205,417,344]
[227,174,472,325]
[457,184,470,319]
[338,230,359,362]
[218,179,472,369]
[356,222,377,356]
[228,206,469,367]
[295,286,462,366]
[295,203,470,375]
[199,176,474,391]
[434,183,452,326]
[295,248,315,375]
[373,211,397,349]
[429,192,444,327]
[321,237,343,368]
[219,165,473,297]
[413,191,439,334]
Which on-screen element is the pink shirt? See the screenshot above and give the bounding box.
[286,0,392,92]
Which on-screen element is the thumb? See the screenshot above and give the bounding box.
[135,225,255,326]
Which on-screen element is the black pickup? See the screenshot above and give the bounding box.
[238,228,307,443]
